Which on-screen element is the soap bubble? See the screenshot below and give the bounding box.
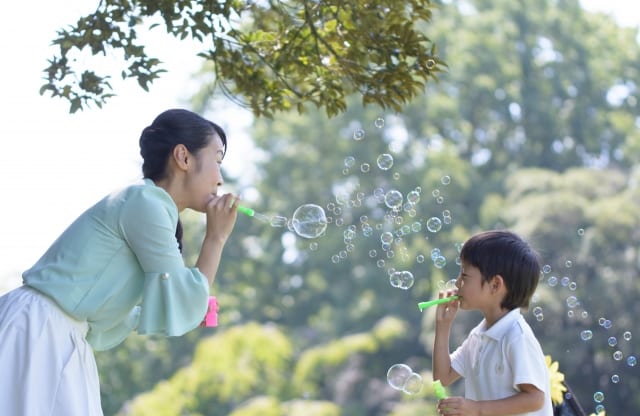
[374,117,385,128]
[627,355,637,367]
[593,391,604,403]
[426,217,442,233]
[377,153,394,170]
[291,204,328,239]
[580,330,593,341]
[387,363,413,390]
[403,372,423,394]
[353,128,365,140]
[384,190,404,209]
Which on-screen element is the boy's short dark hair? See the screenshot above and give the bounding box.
[460,230,541,310]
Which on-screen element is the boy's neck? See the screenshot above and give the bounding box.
[483,307,510,328]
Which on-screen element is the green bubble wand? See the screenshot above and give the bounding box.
[417,295,459,312]
[237,205,271,223]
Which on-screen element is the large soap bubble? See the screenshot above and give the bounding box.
[291,204,328,239]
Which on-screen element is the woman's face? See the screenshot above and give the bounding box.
[184,134,225,212]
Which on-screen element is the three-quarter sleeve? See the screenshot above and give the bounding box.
[119,185,210,337]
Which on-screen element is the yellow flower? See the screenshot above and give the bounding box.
[546,355,567,405]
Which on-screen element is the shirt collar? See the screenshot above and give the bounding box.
[478,308,522,341]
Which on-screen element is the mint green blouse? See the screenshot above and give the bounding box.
[23,179,210,351]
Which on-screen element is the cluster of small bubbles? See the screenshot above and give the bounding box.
[566,296,579,308]
[360,163,370,173]
[547,276,558,287]
[623,331,632,341]
[374,117,385,128]
[376,153,394,170]
[627,355,637,367]
[390,271,414,290]
[577,228,585,236]
[608,337,617,347]
[445,279,457,290]
[353,128,365,140]
[533,306,544,322]
[598,318,612,329]
[386,363,423,394]
[611,374,620,383]
[384,190,404,209]
[593,391,605,403]
[426,217,443,233]
[441,175,451,185]
[613,351,623,361]
[580,330,593,341]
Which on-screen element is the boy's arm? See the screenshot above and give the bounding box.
[432,293,460,385]
[438,384,545,416]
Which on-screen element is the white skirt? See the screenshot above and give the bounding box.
[0,286,103,416]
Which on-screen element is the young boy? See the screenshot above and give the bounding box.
[432,230,552,415]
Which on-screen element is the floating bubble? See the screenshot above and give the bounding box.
[542,264,552,274]
[533,306,543,317]
[577,228,585,236]
[291,204,328,239]
[565,260,573,268]
[406,190,420,204]
[426,59,436,69]
[377,153,394,170]
[613,350,623,361]
[374,117,385,128]
[426,217,443,233]
[611,374,620,383]
[547,276,558,287]
[387,363,413,390]
[441,175,451,185]
[416,254,425,263]
[580,330,593,341]
[309,242,318,251]
[380,232,394,245]
[433,256,447,269]
[595,405,605,414]
[627,355,637,367]
[566,296,578,308]
[343,156,356,168]
[384,190,404,209]
[403,372,423,394]
[353,128,365,140]
[360,163,370,173]
[389,270,415,290]
[608,337,617,347]
[593,391,604,403]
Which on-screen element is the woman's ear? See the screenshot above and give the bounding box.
[172,144,189,170]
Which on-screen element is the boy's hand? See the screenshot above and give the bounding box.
[435,290,459,327]
[437,396,479,416]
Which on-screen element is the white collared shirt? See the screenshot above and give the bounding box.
[450,308,553,416]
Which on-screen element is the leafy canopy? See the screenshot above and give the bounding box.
[41,0,445,116]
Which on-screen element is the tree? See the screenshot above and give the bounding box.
[41,0,445,116]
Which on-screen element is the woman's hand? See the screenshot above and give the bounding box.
[203,193,239,243]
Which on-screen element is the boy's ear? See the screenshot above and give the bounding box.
[491,274,505,293]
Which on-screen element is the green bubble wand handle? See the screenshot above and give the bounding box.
[417,295,459,312]
[433,380,448,399]
[237,205,270,223]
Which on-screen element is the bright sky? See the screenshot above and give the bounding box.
[0,1,638,292]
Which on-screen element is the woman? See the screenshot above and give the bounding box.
[0,109,239,415]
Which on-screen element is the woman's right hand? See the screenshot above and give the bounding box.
[203,193,239,243]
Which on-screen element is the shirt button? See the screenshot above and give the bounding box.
[160,273,170,280]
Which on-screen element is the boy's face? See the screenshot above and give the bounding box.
[455,261,494,310]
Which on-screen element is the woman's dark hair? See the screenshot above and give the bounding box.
[460,230,541,310]
[139,109,227,252]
